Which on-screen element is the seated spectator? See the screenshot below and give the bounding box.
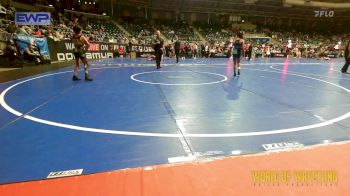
[34,28,42,37]
[16,26,28,35]
[4,39,20,60]
[47,31,54,40]
[0,4,7,15]
[69,18,79,27]
[54,31,64,40]
[24,26,33,35]
[23,42,43,65]
[6,21,16,34]
[58,21,67,28]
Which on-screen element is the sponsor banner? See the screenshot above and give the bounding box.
[48,39,154,61]
[246,37,270,43]
[271,53,287,58]
[47,169,83,179]
[327,54,337,58]
[262,141,304,151]
[15,34,51,60]
[15,12,51,26]
[131,45,154,53]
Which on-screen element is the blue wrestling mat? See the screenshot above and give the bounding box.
[1,57,350,184]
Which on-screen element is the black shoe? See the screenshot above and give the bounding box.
[233,72,236,77]
[238,70,240,75]
[85,74,93,81]
[341,70,349,74]
[72,76,81,81]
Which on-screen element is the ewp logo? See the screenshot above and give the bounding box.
[15,12,51,26]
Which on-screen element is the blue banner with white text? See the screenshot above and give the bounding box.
[15,34,51,60]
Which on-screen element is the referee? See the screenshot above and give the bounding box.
[174,36,180,63]
[153,30,164,69]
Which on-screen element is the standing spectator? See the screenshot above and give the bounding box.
[118,47,124,58]
[200,44,205,57]
[127,40,132,58]
[341,35,350,73]
[248,43,253,61]
[193,43,198,59]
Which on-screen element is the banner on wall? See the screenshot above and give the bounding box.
[15,34,51,60]
[15,12,51,26]
[246,37,270,43]
[48,39,154,61]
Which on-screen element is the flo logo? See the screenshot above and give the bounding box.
[314,10,334,17]
[15,12,51,25]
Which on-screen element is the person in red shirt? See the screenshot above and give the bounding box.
[34,28,42,38]
[118,47,124,58]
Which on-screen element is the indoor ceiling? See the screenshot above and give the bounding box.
[107,0,350,19]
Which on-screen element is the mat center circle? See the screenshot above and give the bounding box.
[130,71,228,86]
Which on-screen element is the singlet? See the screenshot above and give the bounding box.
[72,34,86,58]
[154,36,164,52]
[72,35,84,48]
[232,39,242,56]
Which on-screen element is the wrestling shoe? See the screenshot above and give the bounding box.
[85,74,93,81]
[72,76,81,81]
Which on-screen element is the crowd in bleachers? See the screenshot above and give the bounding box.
[120,17,153,45]
[0,1,347,63]
[154,20,200,42]
[265,31,346,58]
[194,22,234,45]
